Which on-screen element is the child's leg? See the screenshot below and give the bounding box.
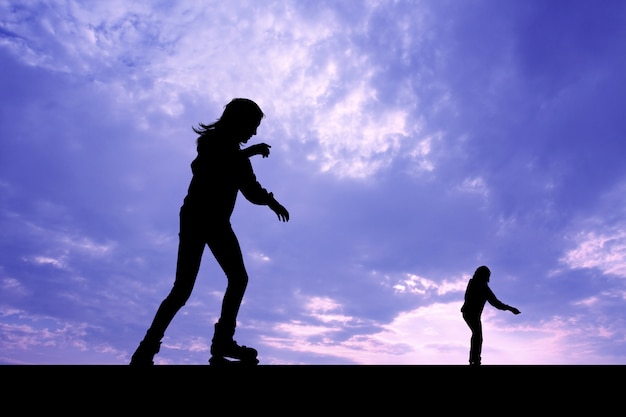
[463,314,483,365]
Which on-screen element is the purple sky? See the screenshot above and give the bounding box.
[1,0,625,365]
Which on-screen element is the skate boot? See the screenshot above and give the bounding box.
[209,322,259,366]
[469,357,481,367]
[129,335,162,366]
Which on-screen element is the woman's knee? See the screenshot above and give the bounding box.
[166,285,194,307]
[227,272,248,290]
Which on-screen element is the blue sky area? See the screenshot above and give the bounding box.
[1,0,625,365]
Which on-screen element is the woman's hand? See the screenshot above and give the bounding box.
[243,143,271,158]
[268,193,289,222]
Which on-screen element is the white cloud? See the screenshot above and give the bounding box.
[1,277,28,295]
[248,250,271,264]
[386,273,467,296]
[457,176,489,197]
[302,296,359,326]
[274,320,342,338]
[407,133,437,174]
[0,309,87,350]
[2,0,434,179]
[262,299,622,364]
[24,255,67,269]
[561,181,626,278]
[16,219,117,276]
[306,296,341,313]
[562,229,626,278]
[163,336,209,354]
[573,296,600,307]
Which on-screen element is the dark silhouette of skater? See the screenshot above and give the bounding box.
[461,265,520,366]
[130,98,289,366]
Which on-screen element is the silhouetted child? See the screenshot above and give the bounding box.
[130,98,289,366]
[461,265,520,366]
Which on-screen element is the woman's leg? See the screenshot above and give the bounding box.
[205,224,260,363]
[206,224,249,332]
[130,231,205,365]
[146,234,206,338]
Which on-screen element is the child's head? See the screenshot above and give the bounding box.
[473,265,491,283]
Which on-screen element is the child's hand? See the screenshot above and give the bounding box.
[244,143,271,158]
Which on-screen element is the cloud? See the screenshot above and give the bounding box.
[2,0,626,366]
[561,181,626,278]
[562,230,626,279]
[0,307,124,364]
[261,296,626,365]
[1,0,439,180]
[388,273,466,296]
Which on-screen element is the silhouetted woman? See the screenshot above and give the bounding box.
[130,98,289,366]
[461,265,520,366]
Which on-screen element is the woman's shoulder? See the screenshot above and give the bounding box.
[197,132,231,153]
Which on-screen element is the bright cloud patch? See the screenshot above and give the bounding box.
[0,1,430,179]
[562,230,626,278]
[390,273,466,296]
[561,182,626,279]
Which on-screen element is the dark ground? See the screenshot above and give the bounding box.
[3,365,621,412]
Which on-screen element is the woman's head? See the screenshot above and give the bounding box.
[194,98,265,145]
[473,265,491,283]
[220,98,264,125]
[218,98,264,144]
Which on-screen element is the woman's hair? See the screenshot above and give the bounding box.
[473,265,491,282]
[193,98,264,139]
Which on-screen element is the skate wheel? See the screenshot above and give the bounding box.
[209,356,259,367]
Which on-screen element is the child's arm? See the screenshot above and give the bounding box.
[487,287,521,314]
[242,143,271,158]
[508,306,521,315]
